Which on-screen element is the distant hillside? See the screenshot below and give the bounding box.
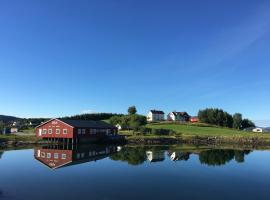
[265,127,270,132]
[62,113,123,121]
[0,115,21,123]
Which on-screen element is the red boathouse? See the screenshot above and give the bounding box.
[35,118,118,143]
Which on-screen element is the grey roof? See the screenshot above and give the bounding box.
[150,110,164,114]
[60,119,116,129]
[171,112,190,117]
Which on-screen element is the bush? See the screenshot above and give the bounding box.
[151,128,175,136]
[139,127,151,135]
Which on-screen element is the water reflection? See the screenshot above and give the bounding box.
[34,145,253,169]
[34,145,118,169]
[199,149,251,166]
[109,146,252,166]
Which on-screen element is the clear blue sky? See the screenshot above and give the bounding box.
[0,0,269,126]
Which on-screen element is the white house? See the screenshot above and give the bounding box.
[252,128,263,133]
[167,112,190,122]
[147,110,165,122]
[146,151,165,162]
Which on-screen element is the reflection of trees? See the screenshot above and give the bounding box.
[0,151,3,159]
[234,150,250,163]
[110,147,146,165]
[199,150,251,166]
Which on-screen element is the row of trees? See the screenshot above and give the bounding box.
[198,108,255,129]
[109,106,147,131]
[63,113,123,121]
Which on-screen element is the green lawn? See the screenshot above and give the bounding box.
[146,122,270,138]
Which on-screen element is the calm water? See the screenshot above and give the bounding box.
[0,144,270,200]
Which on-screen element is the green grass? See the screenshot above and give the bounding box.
[146,122,270,139]
[0,134,38,142]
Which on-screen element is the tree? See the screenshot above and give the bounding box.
[233,113,242,129]
[241,119,255,129]
[128,114,147,131]
[0,121,5,131]
[109,116,122,125]
[128,106,137,115]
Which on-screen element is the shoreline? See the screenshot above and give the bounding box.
[1,134,270,148]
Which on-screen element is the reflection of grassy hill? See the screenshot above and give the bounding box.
[146,122,270,138]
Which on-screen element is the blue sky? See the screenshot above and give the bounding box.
[0,0,269,126]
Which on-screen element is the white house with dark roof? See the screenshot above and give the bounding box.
[147,110,165,122]
[167,112,190,122]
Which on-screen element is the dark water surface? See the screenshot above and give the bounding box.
[0,144,270,200]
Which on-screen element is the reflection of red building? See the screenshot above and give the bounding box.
[190,117,199,123]
[35,118,118,144]
[34,145,117,169]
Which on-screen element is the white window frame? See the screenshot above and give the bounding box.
[48,129,52,134]
[47,153,51,159]
[91,129,96,134]
[82,129,86,134]
[54,153,59,159]
[78,129,81,135]
[62,154,66,159]
[41,152,45,158]
[42,129,47,134]
[63,129,68,134]
[56,129,60,134]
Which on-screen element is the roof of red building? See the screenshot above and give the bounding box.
[36,118,116,129]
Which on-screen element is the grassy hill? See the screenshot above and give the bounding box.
[146,122,270,138]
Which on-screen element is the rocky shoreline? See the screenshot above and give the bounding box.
[126,136,270,147]
[1,135,270,148]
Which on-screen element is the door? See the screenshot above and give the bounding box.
[39,128,42,136]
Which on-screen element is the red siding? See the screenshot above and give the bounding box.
[36,119,74,139]
[34,148,73,169]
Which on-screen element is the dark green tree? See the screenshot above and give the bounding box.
[128,106,137,115]
[241,119,255,129]
[109,116,122,125]
[233,113,242,129]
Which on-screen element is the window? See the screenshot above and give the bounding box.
[62,154,66,159]
[76,153,80,159]
[82,129,85,134]
[41,152,45,158]
[48,129,52,134]
[56,129,60,134]
[78,129,81,134]
[47,153,51,159]
[63,129,67,134]
[91,129,96,134]
[42,129,47,134]
[54,153,59,159]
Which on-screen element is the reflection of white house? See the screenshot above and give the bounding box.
[252,128,263,133]
[167,112,190,122]
[146,151,165,162]
[147,110,165,122]
[170,152,190,161]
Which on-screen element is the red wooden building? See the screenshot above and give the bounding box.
[34,145,117,169]
[35,118,118,144]
[190,116,199,123]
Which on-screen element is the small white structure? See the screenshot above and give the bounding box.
[147,110,165,122]
[252,128,263,133]
[167,112,190,122]
[146,151,165,162]
[115,124,122,130]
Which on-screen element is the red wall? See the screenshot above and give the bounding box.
[34,148,73,169]
[36,119,74,139]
